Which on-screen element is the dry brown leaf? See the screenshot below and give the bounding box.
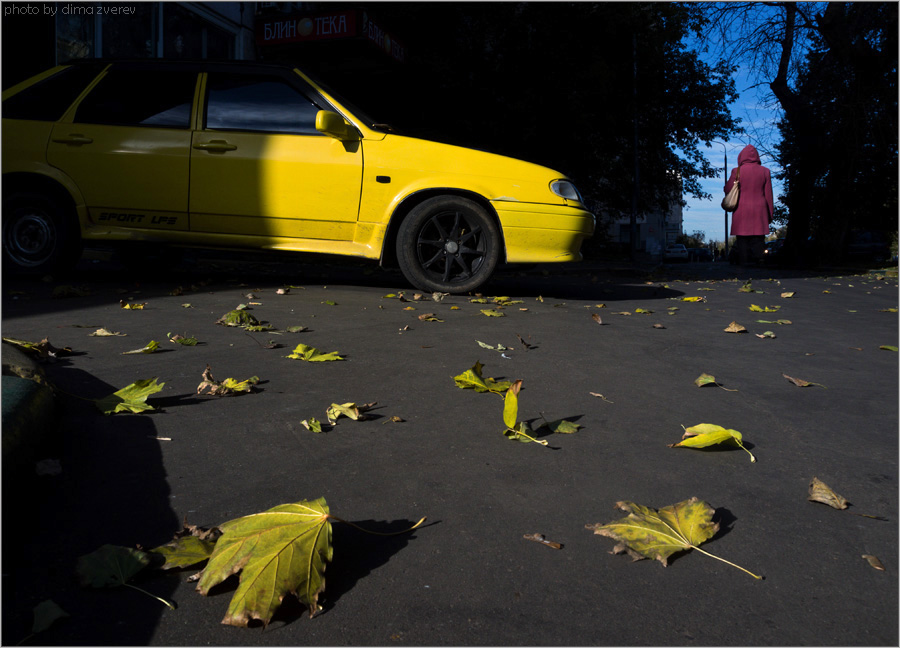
[591,313,603,325]
[808,477,849,509]
[724,321,747,333]
[862,554,885,571]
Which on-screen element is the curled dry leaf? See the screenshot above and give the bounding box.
[480,309,505,317]
[783,373,826,388]
[301,418,326,433]
[724,321,747,333]
[197,365,259,396]
[862,555,885,571]
[119,300,147,310]
[671,423,756,462]
[418,313,443,322]
[523,533,563,549]
[591,313,603,325]
[90,328,126,337]
[808,477,849,509]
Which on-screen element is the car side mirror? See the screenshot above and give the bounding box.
[315,110,359,141]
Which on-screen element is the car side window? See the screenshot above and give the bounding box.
[74,69,196,128]
[2,63,106,122]
[204,73,323,135]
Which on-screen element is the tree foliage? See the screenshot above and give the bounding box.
[700,2,898,263]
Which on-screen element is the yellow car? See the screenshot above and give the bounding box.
[2,60,594,292]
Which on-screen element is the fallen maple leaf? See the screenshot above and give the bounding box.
[196,498,333,625]
[2,337,72,362]
[95,378,164,414]
[453,362,512,395]
[285,343,344,362]
[77,544,174,608]
[586,498,762,579]
[217,310,260,327]
[152,536,216,570]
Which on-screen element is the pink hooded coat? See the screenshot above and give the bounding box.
[725,145,774,236]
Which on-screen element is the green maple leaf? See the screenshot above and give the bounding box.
[152,536,217,569]
[586,498,761,579]
[95,378,164,414]
[217,310,260,327]
[670,423,756,462]
[285,343,344,362]
[453,361,511,394]
[77,544,150,587]
[77,544,175,608]
[196,498,334,626]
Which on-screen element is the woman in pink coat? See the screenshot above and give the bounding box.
[725,145,774,265]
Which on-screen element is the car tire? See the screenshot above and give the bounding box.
[396,196,500,293]
[2,192,81,274]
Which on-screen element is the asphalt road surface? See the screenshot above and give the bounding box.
[2,251,898,646]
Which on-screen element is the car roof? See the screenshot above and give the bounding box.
[65,58,301,74]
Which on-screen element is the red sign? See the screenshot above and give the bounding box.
[256,10,405,62]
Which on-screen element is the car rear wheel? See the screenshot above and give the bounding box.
[2,192,81,274]
[396,196,500,293]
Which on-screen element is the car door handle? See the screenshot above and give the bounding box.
[193,139,237,152]
[52,134,93,145]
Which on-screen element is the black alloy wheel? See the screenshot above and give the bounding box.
[396,196,500,293]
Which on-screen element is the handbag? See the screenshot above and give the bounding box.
[721,168,740,211]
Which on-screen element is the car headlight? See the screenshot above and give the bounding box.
[550,180,584,204]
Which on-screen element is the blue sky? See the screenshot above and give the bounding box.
[680,63,784,244]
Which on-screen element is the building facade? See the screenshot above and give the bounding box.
[3,2,256,89]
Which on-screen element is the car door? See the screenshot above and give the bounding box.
[46,64,196,231]
[189,69,363,242]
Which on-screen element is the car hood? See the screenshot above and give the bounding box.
[365,134,574,206]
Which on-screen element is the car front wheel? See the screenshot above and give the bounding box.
[396,196,500,294]
[2,192,81,274]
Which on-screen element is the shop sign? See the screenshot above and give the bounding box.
[258,10,357,45]
[257,10,405,62]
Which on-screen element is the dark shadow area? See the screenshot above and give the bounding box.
[317,518,429,615]
[1,365,180,646]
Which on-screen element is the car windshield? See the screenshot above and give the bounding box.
[299,69,393,134]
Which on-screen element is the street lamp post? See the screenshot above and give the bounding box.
[712,141,729,260]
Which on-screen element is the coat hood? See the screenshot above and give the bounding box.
[738,145,761,166]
